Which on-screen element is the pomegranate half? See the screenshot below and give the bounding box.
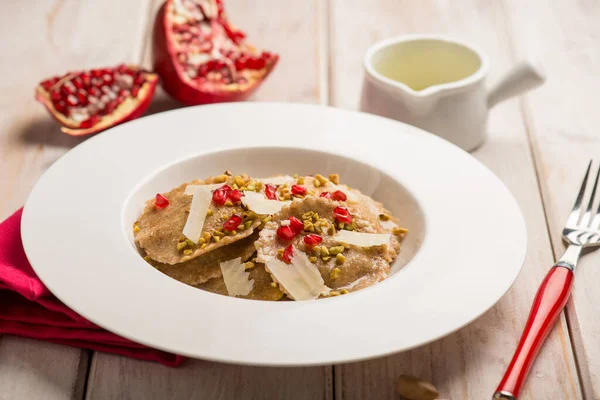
[35,64,158,136]
[153,0,279,105]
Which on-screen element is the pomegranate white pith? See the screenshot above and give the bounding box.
[35,64,158,136]
[153,0,278,104]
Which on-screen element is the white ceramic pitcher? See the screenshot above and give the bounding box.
[359,35,546,151]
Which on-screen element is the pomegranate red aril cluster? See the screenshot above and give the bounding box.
[303,233,322,246]
[36,64,158,136]
[333,206,353,224]
[320,190,347,201]
[211,184,244,206]
[223,214,242,231]
[276,216,304,241]
[264,184,277,200]
[153,0,279,104]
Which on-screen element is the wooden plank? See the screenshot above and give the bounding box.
[330,0,582,398]
[503,0,600,398]
[85,1,332,399]
[0,1,152,399]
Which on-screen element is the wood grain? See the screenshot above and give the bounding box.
[504,0,600,398]
[329,0,581,398]
[84,1,332,399]
[0,1,154,399]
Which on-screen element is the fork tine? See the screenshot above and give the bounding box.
[566,160,592,227]
[580,162,600,227]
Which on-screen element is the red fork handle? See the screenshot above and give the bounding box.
[493,265,574,399]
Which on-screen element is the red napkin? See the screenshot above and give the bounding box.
[0,208,185,367]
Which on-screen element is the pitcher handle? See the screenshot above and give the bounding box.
[487,58,546,109]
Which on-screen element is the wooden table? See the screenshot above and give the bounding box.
[1,1,598,399]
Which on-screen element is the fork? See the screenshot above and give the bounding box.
[493,161,597,399]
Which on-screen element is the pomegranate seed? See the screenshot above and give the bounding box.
[72,77,83,90]
[88,86,101,97]
[228,189,244,204]
[288,216,304,235]
[303,234,323,246]
[104,100,118,114]
[264,184,277,200]
[320,192,333,199]
[54,101,67,114]
[235,56,247,70]
[155,193,170,209]
[198,64,209,77]
[40,79,55,91]
[60,84,72,96]
[253,57,266,69]
[331,190,347,201]
[291,185,306,196]
[91,69,103,78]
[77,89,88,107]
[282,245,293,263]
[134,73,145,86]
[119,89,130,97]
[223,214,242,231]
[50,90,61,101]
[66,95,78,106]
[81,72,91,86]
[333,206,353,224]
[276,225,295,241]
[131,86,140,97]
[79,115,101,128]
[116,64,129,74]
[103,74,114,85]
[212,184,231,206]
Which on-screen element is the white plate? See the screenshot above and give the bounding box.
[22,103,526,366]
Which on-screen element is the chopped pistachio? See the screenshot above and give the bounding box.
[230,230,237,235]
[213,236,220,242]
[378,213,391,221]
[297,176,305,185]
[263,216,272,223]
[213,230,224,237]
[314,225,322,234]
[303,221,314,232]
[133,223,140,233]
[322,256,331,261]
[232,183,239,190]
[224,199,234,206]
[293,174,298,179]
[341,241,350,249]
[330,290,340,296]
[327,225,336,236]
[302,211,315,219]
[198,238,206,245]
[183,249,193,256]
[206,209,213,216]
[345,223,355,231]
[336,254,346,264]
[309,256,318,263]
[179,235,187,241]
[213,174,228,183]
[244,220,253,230]
[315,174,328,185]
[200,243,208,249]
[330,267,341,279]
[270,282,278,288]
[243,211,258,221]
[277,248,285,256]
[246,182,256,191]
[338,222,345,229]
[340,289,349,295]
[312,213,320,222]
[320,246,330,256]
[143,255,153,263]
[185,239,194,247]
[393,227,408,236]
[329,245,345,255]
[177,241,188,251]
[329,173,340,184]
[313,179,321,187]
[202,232,212,242]
[234,176,246,187]
[244,262,255,270]
[283,193,291,201]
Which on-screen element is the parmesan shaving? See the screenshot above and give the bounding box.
[220,257,254,297]
[259,175,295,186]
[182,187,212,243]
[242,191,291,215]
[185,183,224,195]
[333,230,391,247]
[329,183,359,202]
[379,219,397,230]
[266,252,330,300]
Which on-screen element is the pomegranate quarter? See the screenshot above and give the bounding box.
[35,64,158,136]
[153,0,279,105]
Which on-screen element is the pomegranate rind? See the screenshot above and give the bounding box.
[35,67,158,136]
[152,2,279,105]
